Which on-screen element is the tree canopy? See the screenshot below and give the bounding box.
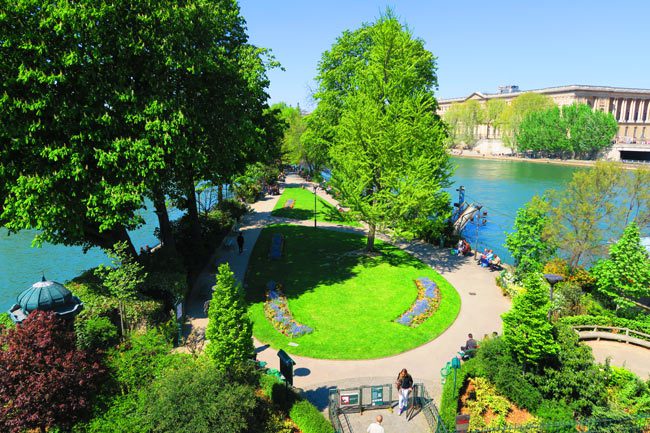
[516,103,617,159]
[0,0,279,256]
[496,92,555,149]
[310,12,452,250]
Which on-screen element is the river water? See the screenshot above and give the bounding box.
[0,158,581,310]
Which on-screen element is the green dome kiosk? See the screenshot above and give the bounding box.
[8,276,83,324]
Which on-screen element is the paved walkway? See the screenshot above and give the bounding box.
[184,174,510,407]
[586,340,650,379]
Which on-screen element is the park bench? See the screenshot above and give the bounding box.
[284,199,295,208]
[269,233,284,260]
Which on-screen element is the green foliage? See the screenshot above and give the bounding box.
[81,392,149,433]
[502,274,559,368]
[444,100,485,147]
[605,366,650,415]
[75,315,119,351]
[559,315,650,340]
[219,198,249,222]
[546,162,650,268]
[107,328,176,395]
[535,400,575,429]
[316,13,452,250]
[144,359,258,433]
[484,99,507,138]
[205,263,254,370]
[505,195,556,278]
[289,400,335,433]
[232,163,278,203]
[440,358,479,430]
[530,324,607,415]
[553,281,586,317]
[591,222,650,310]
[274,103,307,165]
[0,313,14,329]
[95,242,148,335]
[516,103,617,159]
[473,338,543,412]
[496,92,555,149]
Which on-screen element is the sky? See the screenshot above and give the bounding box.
[238,0,650,109]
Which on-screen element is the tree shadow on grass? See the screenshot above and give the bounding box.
[244,223,444,303]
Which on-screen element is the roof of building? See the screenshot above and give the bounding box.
[439,84,650,104]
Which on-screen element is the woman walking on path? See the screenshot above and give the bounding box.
[395,368,413,415]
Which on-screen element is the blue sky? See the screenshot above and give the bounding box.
[239,1,650,109]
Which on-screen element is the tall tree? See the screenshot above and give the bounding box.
[562,103,618,159]
[314,12,452,250]
[205,263,253,370]
[545,162,649,268]
[443,100,484,147]
[502,274,559,369]
[505,195,556,278]
[0,311,105,433]
[484,99,507,139]
[591,222,650,310]
[516,107,569,156]
[496,92,555,150]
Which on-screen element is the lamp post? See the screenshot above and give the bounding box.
[543,273,564,320]
[313,185,317,228]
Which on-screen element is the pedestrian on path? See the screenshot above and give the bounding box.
[367,415,384,433]
[237,231,244,254]
[395,368,413,415]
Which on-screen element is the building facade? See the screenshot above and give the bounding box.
[437,85,650,161]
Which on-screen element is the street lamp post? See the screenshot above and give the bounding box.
[313,185,317,228]
[543,273,564,320]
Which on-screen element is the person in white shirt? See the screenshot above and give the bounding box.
[367,415,385,433]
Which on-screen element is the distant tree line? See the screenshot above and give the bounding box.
[443,92,618,159]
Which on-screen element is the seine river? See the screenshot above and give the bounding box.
[0,158,581,310]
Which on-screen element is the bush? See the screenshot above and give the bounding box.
[107,328,180,394]
[535,400,575,430]
[75,315,119,350]
[219,198,249,222]
[81,392,148,433]
[0,312,15,329]
[439,358,478,430]
[543,258,570,278]
[289,400,334,433]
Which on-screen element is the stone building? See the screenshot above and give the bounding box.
[437,85,650,161]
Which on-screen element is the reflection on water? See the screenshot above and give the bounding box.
[0,160,583,310]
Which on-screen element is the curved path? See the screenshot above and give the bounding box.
[585,340,650,379]
[185,174,510,405]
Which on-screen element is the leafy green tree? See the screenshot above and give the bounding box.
[563,103,618,159]
[502,274,559,369]
[205,263,253,370]
[95,242,148,336]
[545,162,649,268]
[505,195,556,278]
[496,92,555,150]
[516,107,569,156]
[314,12,452,250]
[591,222,650,310]
[484,99,507,139]
[274,103,307,166]
[443,100,484,147]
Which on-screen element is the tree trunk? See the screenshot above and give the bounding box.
[366,224,376,252]
[153,190,175,249]
[83,223,137,258]
[186,182,203,247]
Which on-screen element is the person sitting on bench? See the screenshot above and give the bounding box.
[489,255,502,270]
[459,333,478,359]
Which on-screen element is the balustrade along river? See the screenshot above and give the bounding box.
[0,157,582,311]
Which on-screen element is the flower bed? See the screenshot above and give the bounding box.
[396,277,441,326]
[264,281,313,338]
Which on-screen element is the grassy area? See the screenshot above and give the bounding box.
[246,224,461,359]
[271,186,361,227]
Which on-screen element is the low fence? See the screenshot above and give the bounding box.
[573,325,650,349]
[467,413,650,432]
[327,383,448,433]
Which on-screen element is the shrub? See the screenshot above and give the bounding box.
[219,198,249,221]
[144,359,258,433]
[0,312,15,329]
[107,328,179,395]
[439,358,479,430]
[75,315,119,350]
[82,392,148,433]
[543,258,569,278]
[535,400,575,430]
[289,400,334,433]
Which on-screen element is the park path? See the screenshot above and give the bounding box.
[586,340,650,379]
[184,173,510,406]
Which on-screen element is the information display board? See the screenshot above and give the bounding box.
[371,386,384,406]
[340,391,359,407]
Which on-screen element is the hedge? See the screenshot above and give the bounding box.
[560,315,650,341]
[260,375,334,433]
[439,358,478,431]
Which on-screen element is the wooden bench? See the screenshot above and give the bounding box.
[284,199,295,209]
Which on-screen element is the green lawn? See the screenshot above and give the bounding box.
[246,224,461,359]
[271,186,361,227]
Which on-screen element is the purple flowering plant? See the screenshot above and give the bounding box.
[264,282,313,338]
[395,277,441,327]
